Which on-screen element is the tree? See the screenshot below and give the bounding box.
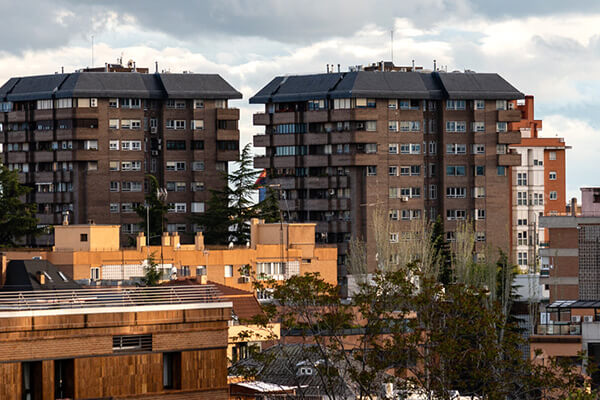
[0,165,41,246]
[255,186,281,224]
[431,215,452,285]
[191,143,261,245]
[142,253,161,286]
[135,175,168,245]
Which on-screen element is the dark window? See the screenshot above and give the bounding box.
[166,140,186,150]
[217,141,239,151]
[54,359,74,399]
[191,140,205,150]
[112,334,152,351]
[74,119,98,129]
[80,234,88,242]
[22,361,42,400]
[217,120,238,130]
[163,352,181,389]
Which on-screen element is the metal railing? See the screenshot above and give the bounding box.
[0,285,225,312]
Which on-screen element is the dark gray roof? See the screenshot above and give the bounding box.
[2,260,81,291]
[250,70,523,103]
[0,72,241,101]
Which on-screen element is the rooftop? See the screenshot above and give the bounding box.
[0,285,231,317]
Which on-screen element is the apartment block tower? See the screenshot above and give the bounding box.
[508,96,569,273]
[0,64,241,244]
[251,63,525,281]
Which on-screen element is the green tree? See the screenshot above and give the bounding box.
[142,253,161,286]
[196,189,232,245]
[0,165,41,246]
[135,175,168,245]
[255,186,281,224]
[431,215,452,285]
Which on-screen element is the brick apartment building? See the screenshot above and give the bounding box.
[539,188,600,303]
[508,95,569,273]
[0,285,232,399]
[0,63,242,245]
[251,62,524,278]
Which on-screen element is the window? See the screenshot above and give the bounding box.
[399,120,420,132]
[446,143,466,154]
[550,191,557,200]
[168,203,187,213]
[446,187,466,199]
[110,203,119,213]
[428,141,437,155]
[109,140,119,150]
[447,209,467,220]
[216,162,227,172]
[109,161,119,171]
[549,151,556,160]
[496,122,508,132]
[517,172,527,186]
[166,161,186,171]
[120,141,141,151]
[472,122,485,132]
[389,209,399,221]
[474,100,485,110]
[365,121,377,131]
[191,182,205,192]
[473,187,485,198]
[80,233,88,242]
[389,233,399,243]
[518,252,528,266]
[333,98,351,109]
[476,232,486,242]
[122,181,142,192]
[121,161,141,171]
[389,166,398,176]
[549,171,557,180]
[389,143,398,154]
[166,140,186,150]
[37,99,53,109]
[446,165,466,176]
[388,99,397,109]
[166,120,186,129]
[109,98,118,108]
[474,166,485,176]
[475,209,486,220]
[120,98,141,109]
[56,98,72,108]
[194,99,204,109]
[192,120,204,130]
[110,181,119,192]
[224,265,234,278]
[307,99,326,110]
[191,202,205,213]
[215,99,227,109]
[366,166,377,176]
[389,187,399,199]
[192,161,205,171]
[446,121,466,133]
[496,144,507,154]
[430,184,437,199]
[446,100,466,110]
[497,166,507,176]
[109,119,119,129]
[389,120,398,132]
[472,144,485,154]
[163,352,181,389]
[166,99,186,109]
[496,100,507,110]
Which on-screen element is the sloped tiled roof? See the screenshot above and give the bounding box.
[250,70,523,103]
[0,72,241,101]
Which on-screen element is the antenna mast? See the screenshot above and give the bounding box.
[390,30,394,63]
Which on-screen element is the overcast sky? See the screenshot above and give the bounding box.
[1,0,598,200]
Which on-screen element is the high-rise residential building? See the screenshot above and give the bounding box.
[0,65,241,244]
[251,64,525,282]
[508,96,570,273]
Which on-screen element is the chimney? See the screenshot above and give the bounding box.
[155,61,158,74]
[337,64,340,73]
[62,212,69,226]
[434,59,437,71]
[571,197,577,216]
[136,232,146,251]
[326,64,329,73]
[105,62,108,72]
[194,232,205,251]
[171,232,180,249]
[412,59,415,70]
[195,274,208,285]
[61,66,64,74]
[36,271,45,285]
[162,232,171,247]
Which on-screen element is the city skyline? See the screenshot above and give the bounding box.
[0,0,598,200]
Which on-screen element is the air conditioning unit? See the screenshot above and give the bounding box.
[571,315,581,323]
[151,150,159,156]
[401,196,409,202]
[150,127,157,134]
[584,316,594,323]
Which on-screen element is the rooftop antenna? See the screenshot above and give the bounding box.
[326,64,329,73]
[434,59,437,71]
[390,29,394,64]
[91,35,94,68]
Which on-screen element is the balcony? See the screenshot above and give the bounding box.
[304,110,328,123]
[253,113,271,125]
[254,156,270,169]
[216,129,239,141]
[272,112,296,124]
[498,151,521,166]
[33,110,53,120]
[56,130,74,141]
[5,152,26,163]
[304,155,328,167]
[353,153,379,166]
[75,149,100,161]
[254,134,270,148]
[6,131,26,142]
[34,151,54,163]
[497,131,521,144]
[217,108,240,120]
[302,133,327,145]
[330,109,351,122]
[7,111,26,122]
[54,108,75,119]
[497,109,522,122]
[270,134,297,146]
[536,323,581,336]
[217,149,239,162]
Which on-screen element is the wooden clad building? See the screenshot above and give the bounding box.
[0,285,232,399]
